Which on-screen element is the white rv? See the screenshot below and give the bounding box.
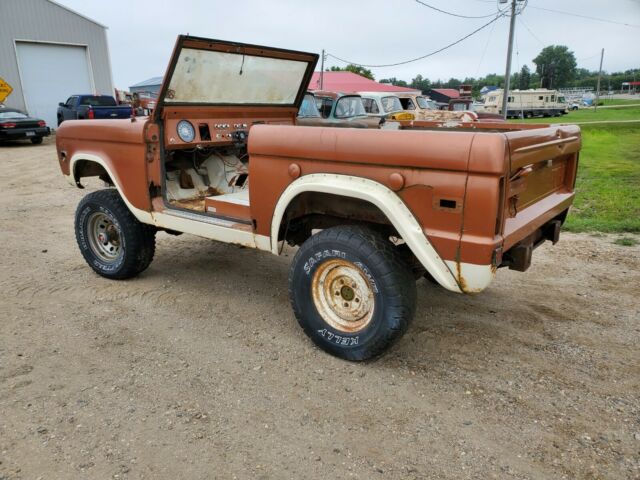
[481,89,568,118]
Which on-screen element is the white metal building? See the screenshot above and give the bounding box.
[0,0,113,127]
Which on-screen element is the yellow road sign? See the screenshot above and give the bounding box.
[0,78,14,103]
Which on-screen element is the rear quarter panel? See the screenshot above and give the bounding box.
[248,125,509,266]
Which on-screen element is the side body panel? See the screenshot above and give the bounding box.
[247,125,507,268]
[56,118,150,211]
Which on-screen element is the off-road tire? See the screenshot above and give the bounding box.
[30,137,43,145]
[75,189,156,279]
[289,225,417,361]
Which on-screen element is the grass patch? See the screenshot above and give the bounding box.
[562,123,640,233]
[613,237,639,246]
[599,98,640,106]
[511,105,640,124]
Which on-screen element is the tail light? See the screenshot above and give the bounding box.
[38,120,46,127]
[0,122,17,128]
[88,108,95,119]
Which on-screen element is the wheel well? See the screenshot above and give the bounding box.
[73,160,114,186]
[278,191,397,246]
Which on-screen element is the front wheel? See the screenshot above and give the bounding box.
[289,226,417,361]
[30,137,43,144]
[75,189,156,279]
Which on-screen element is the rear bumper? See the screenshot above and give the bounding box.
[0,126,50,140]
[502,191,574,252]
[500,217,564,271]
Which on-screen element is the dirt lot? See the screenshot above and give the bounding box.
[1,137,639,480]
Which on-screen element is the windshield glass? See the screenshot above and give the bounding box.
[165,47,309,105]
[80,96,117,107]
[558,96,566,103]
[0,111,28,119]
[381,96,402,113]
[335,96,366,118]
[416,96,431,109]
[298,93,321,117]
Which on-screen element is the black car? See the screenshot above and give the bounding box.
[0,107,51,144]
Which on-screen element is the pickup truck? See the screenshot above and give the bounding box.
[57,95,132,125]
[55,35,581,361]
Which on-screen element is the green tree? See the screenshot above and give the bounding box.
[329,64,374,80]
[410,74,431,92]
[379,77,408,87]
[533,45,577,89]
[518,65,531,90]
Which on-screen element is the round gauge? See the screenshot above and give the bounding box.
[176,120,195,142]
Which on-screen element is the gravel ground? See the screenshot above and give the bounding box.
[1,137,639,479]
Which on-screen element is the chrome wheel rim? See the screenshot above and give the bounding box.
[87,212,122,263]
[311,259,375,333]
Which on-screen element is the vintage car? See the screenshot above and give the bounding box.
[358,92,414,121]
[299,91,381,128]
[395,92,480,122]
[0,106,50,144]
[56,35,581,361]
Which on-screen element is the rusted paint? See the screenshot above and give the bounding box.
[311,258,375,333]
[455,260,469,293]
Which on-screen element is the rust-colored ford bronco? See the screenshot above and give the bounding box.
[56,36,580,361]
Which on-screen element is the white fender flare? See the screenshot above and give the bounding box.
[270,174,469,293]
[66,153,154,223]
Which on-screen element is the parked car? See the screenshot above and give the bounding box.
[395,93,480,122]
[299,91,382,128]
[56,35,581,361]
[0,106,50,144]
[57,95,132,125]
[358,92,414,120]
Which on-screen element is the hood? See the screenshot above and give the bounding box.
[155,35,318,118]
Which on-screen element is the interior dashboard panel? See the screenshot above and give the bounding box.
[163,117,294,149]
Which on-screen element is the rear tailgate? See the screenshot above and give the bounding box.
[92,106,132,119]
[501,125,580,257]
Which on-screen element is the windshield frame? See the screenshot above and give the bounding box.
[155,36,318,117]
[334,95,367,118]
[298,93,322,118]
[381,96,403,113]
[416,96,431,109]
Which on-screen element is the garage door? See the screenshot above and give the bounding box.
[16,42,93,128]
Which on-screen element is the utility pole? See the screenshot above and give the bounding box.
[594,48,604,112]
[500,0,518,120]
[320,49,325,90]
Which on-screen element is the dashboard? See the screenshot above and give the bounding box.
[164,117,294,149]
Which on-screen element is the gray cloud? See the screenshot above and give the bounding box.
[57,0,640,89]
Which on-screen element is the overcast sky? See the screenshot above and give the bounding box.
[57,0,640,89]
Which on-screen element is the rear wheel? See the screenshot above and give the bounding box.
[75,189,156,279]
[289,225,416,361]
[30,137,43,144]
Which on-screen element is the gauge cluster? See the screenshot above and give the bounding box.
[164,117,293,149]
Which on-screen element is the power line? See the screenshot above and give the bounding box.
[528,6,640,28]
[475,12,498,75]
[517,17,544,46]
[327,13,505,68]
[413,0,501,19]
